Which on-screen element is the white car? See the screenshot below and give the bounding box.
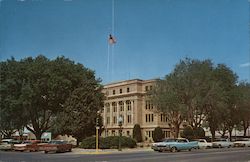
[234,138,250,147]
[0,139,13,151]
[194,139,212,149]
[212,138,233,148]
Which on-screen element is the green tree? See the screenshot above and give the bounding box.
[237,82,250,136]
[150,58,214,137]
[153,127,164,142]
[132,124,142,142]
[55,78,104,145]
[211,64,238,140]
[0,58,27,138]
[0,55,100,140]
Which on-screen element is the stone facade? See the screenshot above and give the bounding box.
[101,79,172,142]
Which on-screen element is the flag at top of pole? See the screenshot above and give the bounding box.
[108,34,116,44]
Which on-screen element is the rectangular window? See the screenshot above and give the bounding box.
[127,115,132,123]
[126,101,131,111]
[119,101,124,111]
[107,117,110,124]
[145,86,148,91]
[113,116,117,124]
[150,85,153,90]
[151,114,154,122]
[127,87,130,93]
[120,89,122,94]
[113,90,115,95]
[146,114,148,122]
[112,102,117,112]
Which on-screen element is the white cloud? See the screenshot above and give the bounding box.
[240,62,250,67]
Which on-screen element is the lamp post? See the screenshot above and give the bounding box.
[96,111,100,153]
[118,116,123,151]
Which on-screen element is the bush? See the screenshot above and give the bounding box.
[153,127,164,142]
[80,136,137,149]
[133,124,142,142]
[181,125,194,139]
[193,127,205,139]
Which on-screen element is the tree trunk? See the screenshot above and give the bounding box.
[210,127,216,142]
[228,130,232,141]
[34,132,42,140]
[174,123,180,138]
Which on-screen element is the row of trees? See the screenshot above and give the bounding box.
[1,56,249,143]
[150,58,250,141]
[0,55,104,145]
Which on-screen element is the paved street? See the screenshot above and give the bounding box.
[0,147,250,162]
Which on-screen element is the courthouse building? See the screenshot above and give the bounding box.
[101,79,172,142]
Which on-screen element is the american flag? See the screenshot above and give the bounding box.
[108,34,116,44]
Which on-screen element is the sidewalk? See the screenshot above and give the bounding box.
[72,147,153,155]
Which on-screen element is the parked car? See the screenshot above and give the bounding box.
[212,138,233,148]
[151,138,198,152]
[39,140,72,153]
[0,139,14,151]
[233,138,250,147]
[193,139,212,149]
[13,140,40,152]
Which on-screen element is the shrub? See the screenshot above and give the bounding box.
[193,127,205,139]
[133,124,142,142]
[153,127,164,142]
[80,136,137,149]
[181,125,194,139]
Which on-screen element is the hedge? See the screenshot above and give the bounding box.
[80,136,137,149]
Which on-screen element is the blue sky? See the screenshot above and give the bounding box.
[0,0,249,84]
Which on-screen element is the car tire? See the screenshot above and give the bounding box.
[218,145,222,148]
[171,147,177,153]
[45,151,48,154]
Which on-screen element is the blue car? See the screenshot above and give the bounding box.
[152,138,198,152]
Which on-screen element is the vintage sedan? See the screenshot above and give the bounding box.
[193,139,212,149]
[39,140,72,153]
[0,139,14,151]
[13,140,40,152]
[212,138,233,148]
[152,138,198,152]
[234,138,250,147]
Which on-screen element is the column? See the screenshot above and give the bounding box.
[124,101,127,126]
[110,102,113,126]
[131,100,134,125]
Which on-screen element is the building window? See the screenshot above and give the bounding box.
[127,131,130,136]
[127,115,132,123]
[112,130,115,136]
[164,131,170,138]
[112,102,117,112]
[120,89,122,94]
[145,86,148,91]
[119,101,124,111]
[145,114,154,122]
[145,100,153,110]
[126,100,131,111]
[160,114,167,122]
[113,116,117,124]
[106,117,110,124]
[106,103,110,113]
[113,90,115,95]
[127,87,130,93]
[150,85,153,90]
